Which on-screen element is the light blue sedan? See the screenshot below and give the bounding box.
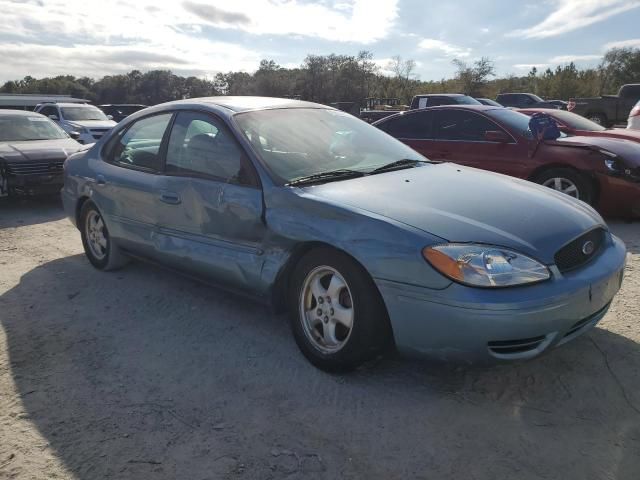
[62,97,626,371]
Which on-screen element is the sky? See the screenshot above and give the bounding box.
[1,0,639,83]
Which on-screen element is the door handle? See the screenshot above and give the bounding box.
[96,174,106,186]
[159,191,181,205]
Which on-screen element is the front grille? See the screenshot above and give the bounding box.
[90,128,110,140]
[488,335,547,355]
[554,228,605,273]
[4,160,65,176]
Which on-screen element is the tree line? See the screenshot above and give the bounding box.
[2,47,639,107]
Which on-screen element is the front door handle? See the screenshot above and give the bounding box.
[96,174,106,186]
[159,191,181,205]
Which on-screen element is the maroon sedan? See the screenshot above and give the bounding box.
[519,108,640,143]
[374,105,640,218]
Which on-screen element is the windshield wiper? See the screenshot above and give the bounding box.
[287,169,365,186]
[369,158,431,174]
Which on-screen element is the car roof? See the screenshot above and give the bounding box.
[413,93,469,98]
[0,109,47,117]
[99,104,147,107]
[39,102,93,107]
[157,96,331,113]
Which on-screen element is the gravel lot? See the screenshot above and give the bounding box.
[1,197,639,480]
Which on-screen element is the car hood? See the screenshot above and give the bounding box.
[0,138,86,162]
[555,135,640,167]
[300,163,604,264]
[64,120,117,129]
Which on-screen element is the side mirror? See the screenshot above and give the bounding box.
[48,114,59,121]
[484,130,510,143]
[106,115,113,120]
[69,131,81,140]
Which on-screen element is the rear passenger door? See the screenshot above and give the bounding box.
[154,110,266,291]
[92,113,173,254]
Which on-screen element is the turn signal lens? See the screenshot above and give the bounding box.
[422,244,550,288]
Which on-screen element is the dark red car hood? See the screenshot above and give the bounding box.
[554,135,640,167]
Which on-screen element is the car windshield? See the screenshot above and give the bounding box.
[529,94,545,102]
[0,115,68,141]
[61,106,109,121]
[547,110,607,132]
[234,108,427,184]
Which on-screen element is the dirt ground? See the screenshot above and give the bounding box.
[0,196,639,480]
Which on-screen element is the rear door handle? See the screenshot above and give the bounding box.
[159,191,181,205]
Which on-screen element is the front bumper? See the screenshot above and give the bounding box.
[376,234,627,363]
[596,173,640,218]
[4,173,64,196]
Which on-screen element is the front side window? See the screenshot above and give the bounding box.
[378,111,433,139]
[0,115,68,141]
[432,110,501,141]
[165,111,249,184]
[39,105,59,118]
[109,113,172,171]
[60,106,109,121]
[234,108,426,184]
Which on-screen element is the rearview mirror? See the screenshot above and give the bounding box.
[48,114,59,121]
[69,131,81,140]
[484,130,510,143]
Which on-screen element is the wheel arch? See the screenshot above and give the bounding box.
[75,195,91,229]
[271,240,396,348]
[528,163,600,203]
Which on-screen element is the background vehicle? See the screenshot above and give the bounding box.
[496,93,560,110]
[0,93,88,111]
[519,108,640,143]
[0,110,84,196]
[547,100,568,110]
[98,104,147,122]
[628,100,640,131]
[62,97,625,371]
[476,98,503,107]
[374,105,640,218]
[568,84,640,127]
[410,94,480,110]
[35,103,117,144]
[359,97,407,123]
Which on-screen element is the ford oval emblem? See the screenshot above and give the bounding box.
[582,240,595,256]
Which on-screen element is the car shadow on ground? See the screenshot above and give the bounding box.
[1,253,639,479]
[0,196,66,228]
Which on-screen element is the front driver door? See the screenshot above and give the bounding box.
[154,110,266,293]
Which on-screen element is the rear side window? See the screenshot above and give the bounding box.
[378,111,433,139]
[109,113,172,172]
[621,85,640,99]
[432,110,500,141]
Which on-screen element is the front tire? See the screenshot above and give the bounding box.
[80,201,128,271]
[288,247,391,372]
[534,168,594,205]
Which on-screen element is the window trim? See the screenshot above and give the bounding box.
[103,111,175,175]
[161,109,261,189]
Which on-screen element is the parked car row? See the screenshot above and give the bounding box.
[1,96,634,372]
[58,96,626,372]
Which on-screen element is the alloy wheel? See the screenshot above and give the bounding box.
[299,266,354,354]
[85,210,108,260]
[542,177,580,198]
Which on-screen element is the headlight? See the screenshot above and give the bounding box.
[423,244,550,288]
[603,152,639,181]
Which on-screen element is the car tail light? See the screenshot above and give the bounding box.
[567,100,576,112]
[630,105,640,118]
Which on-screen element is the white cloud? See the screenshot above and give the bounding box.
[548,54,602,63]
[514,63,551,70]
[507,0,640,38]
[604,38,640,49]
[418,38,472,58]
[0,0,400,82]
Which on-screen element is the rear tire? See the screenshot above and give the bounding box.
[288,247,391,372]
[80,201,129,271]
[534,168,594,205]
